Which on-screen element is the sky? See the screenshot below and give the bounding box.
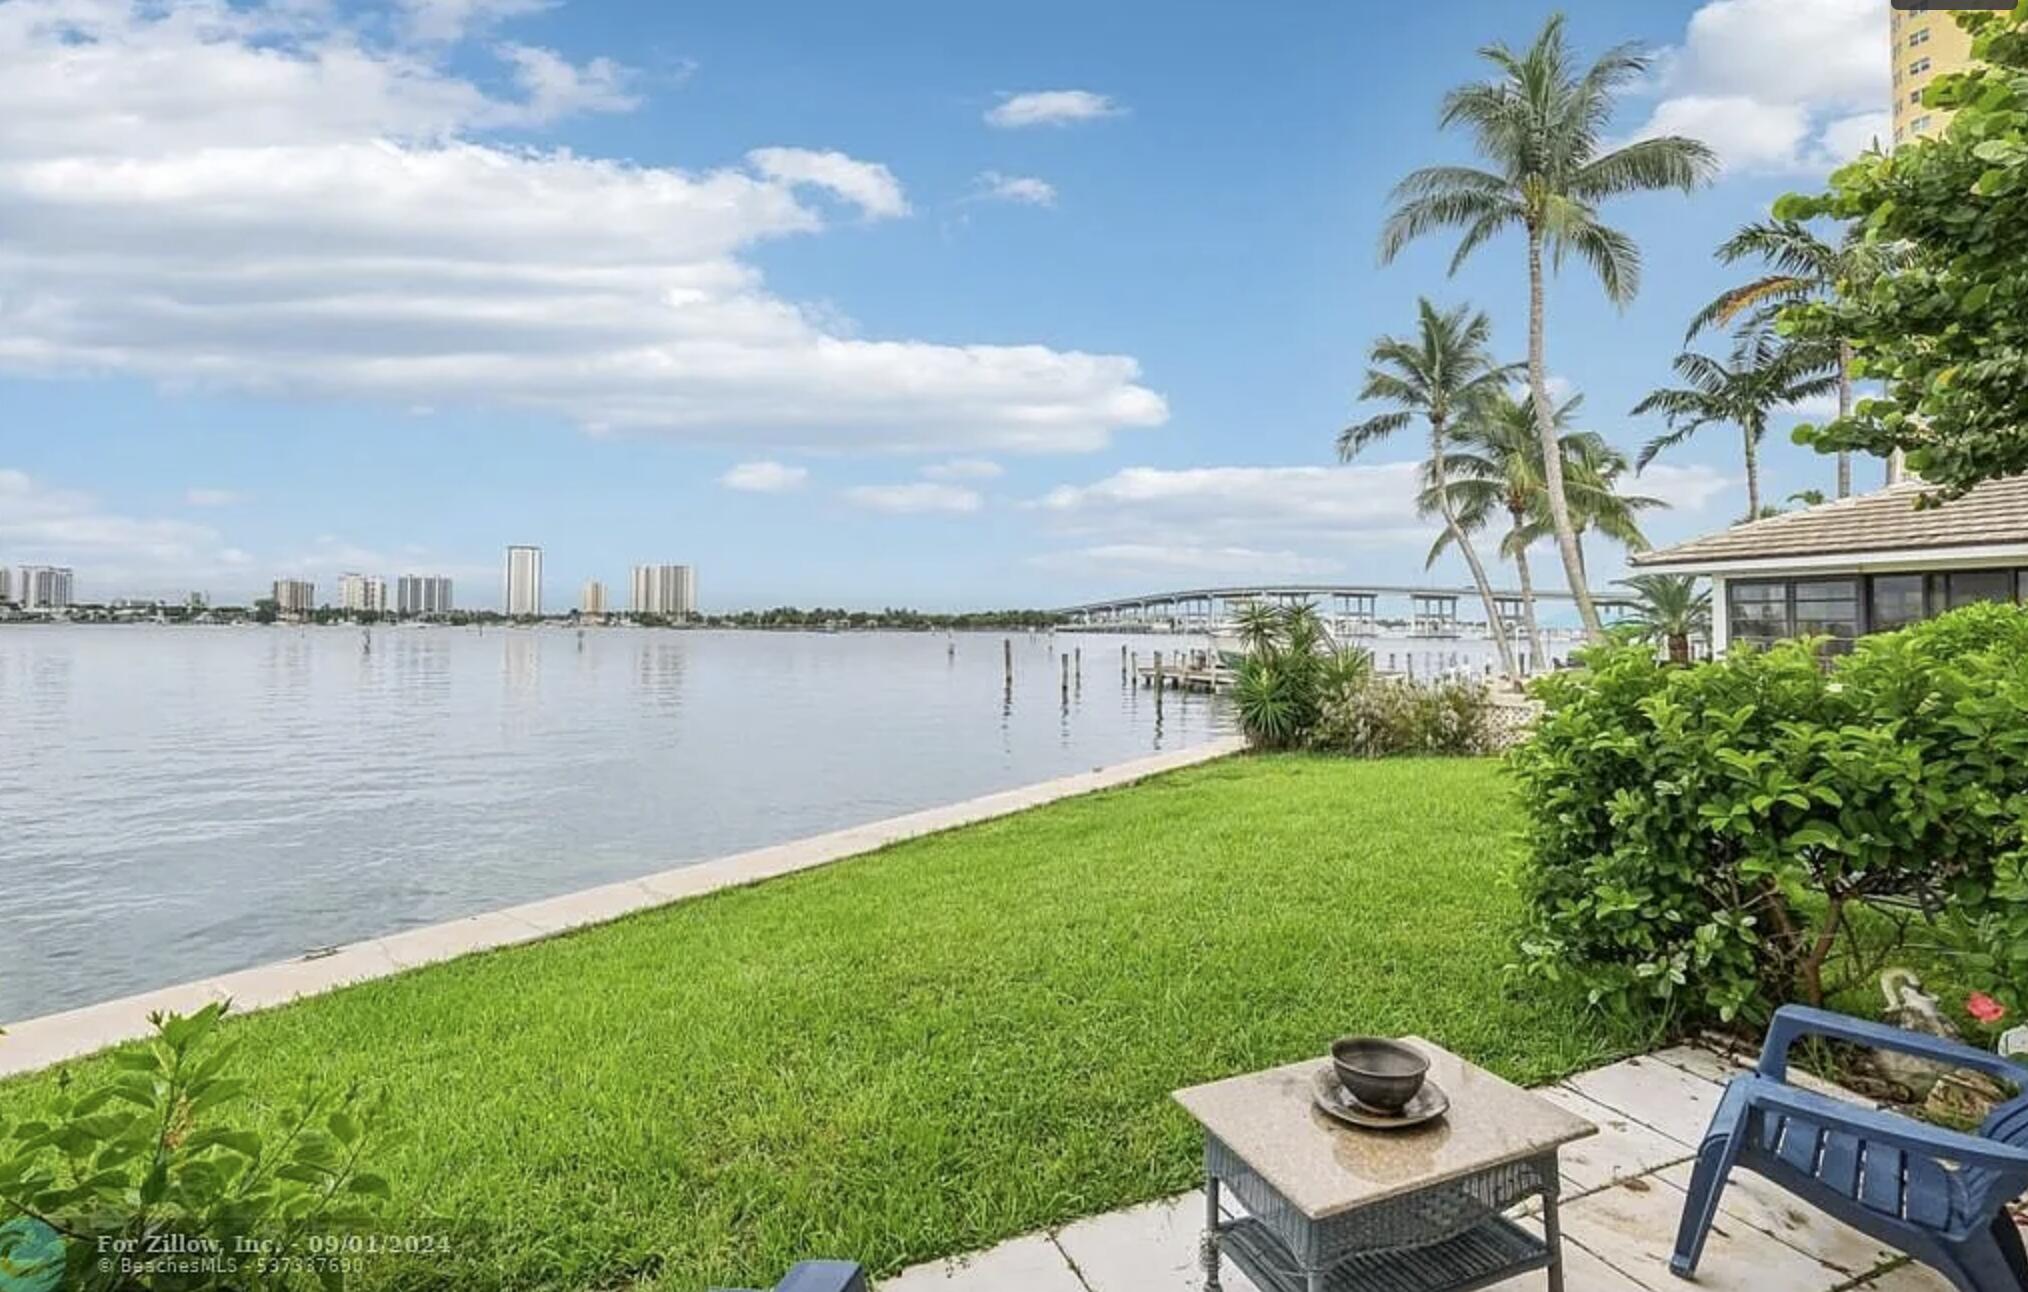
[0,0,1896,612]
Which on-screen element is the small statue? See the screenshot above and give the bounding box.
[1877,969,2012,1123]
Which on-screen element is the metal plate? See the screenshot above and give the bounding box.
[1312,1067,1450,1131]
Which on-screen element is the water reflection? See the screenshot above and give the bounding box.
[0,626,1230,1019]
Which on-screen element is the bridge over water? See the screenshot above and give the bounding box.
[1055,583,1632,639]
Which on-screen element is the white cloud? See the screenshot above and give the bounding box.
[1034,464,1428,545]
[1633,463,1734,513]
[970,171,1056,207]
[921,458,1003,481]
[398,0,552,45]
[843,482,983,514]
[496,43,638,121]
[984,90,1121,129]
[720,460,808,493]
[1029,544,1339,580]
[183,487,246,507]
[0,1,1166,456]
[0,468,252,593]
[1624,0,1889,175]
[746,147,909,219]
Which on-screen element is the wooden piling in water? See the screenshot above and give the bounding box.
[1061,652,1070,702]
[1004,638,1013,685]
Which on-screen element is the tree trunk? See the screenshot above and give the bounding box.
[1431,420,1520,684]
[1509,512,1548,673]
[1527,227,1602,640]
[1836,340,1854,499]
[1743,423,1762,520]
[1668,632,1689,667]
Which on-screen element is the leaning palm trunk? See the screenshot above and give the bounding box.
[1529,232,1603,640]
[1508,519,1548,674]
[1432,428,1520,684]
[1836,340,1854,499]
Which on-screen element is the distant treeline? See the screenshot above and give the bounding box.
[697,607,1065,630]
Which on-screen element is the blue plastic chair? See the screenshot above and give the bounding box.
[1673,1005,2028,1290]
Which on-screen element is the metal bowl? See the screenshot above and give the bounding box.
[1330,1037,1429,1113]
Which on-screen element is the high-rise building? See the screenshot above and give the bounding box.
[397,575,454,617]
[630,564,696,618]
[17,566,73,611]
[1892,6,1979,145]
[505,545,543,616]
[337,573,388,614]
[272,579,316,616]
[581,579,609,616]
[0,566,10,605]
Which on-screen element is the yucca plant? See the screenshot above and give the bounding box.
[1231,604,1372,749]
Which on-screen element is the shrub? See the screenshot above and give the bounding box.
[1511,605,2028,1031]
[0,1003,392,1290]
[1312,676,1496,758]
[1229,605,1372,750]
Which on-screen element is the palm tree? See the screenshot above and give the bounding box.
[1617,573,1710,665]
[1339,299,1523,683]
[1687,220,1909,497]
[1421,390,1583,671]
[1434,392,1665,671]
[1560,435,1661,580]
[1381,13,1718,641]
[1634,326,1838,521]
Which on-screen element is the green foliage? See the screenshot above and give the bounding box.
[1312,677,1496,759]
[1230,605,1372,750]
[0,1003,391,1290]
[1614,574,1710,665]
[1512,605,2028,1032]
[1778,6,2028,497]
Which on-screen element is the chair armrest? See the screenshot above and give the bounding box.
[1757,1004,2028,1088]
[1746,1079,2028,1175]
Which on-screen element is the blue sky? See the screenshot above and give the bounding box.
[0,0,1890,611]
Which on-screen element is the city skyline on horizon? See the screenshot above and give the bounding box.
[1,0,1914,611]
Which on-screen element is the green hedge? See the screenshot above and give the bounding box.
[1511,604,2028,1030]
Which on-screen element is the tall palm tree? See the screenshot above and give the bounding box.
[1634,327,1838,522]
[1339,299,1523,683]
[1687,220,1909,498]
[1381,13,1718,641]
[1616,573,1710,665]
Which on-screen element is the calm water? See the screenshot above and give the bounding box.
[0,625,1234,1022]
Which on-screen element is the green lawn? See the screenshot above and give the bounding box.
[1,755,1632,1288]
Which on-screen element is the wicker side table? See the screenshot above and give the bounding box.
[1173,1039,1595,1292]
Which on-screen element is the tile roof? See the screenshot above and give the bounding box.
[1631,475,2028,569]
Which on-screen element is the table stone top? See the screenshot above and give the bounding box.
[1172,1037,1597,1220]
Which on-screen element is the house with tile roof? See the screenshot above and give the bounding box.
[1629,476,2028,655]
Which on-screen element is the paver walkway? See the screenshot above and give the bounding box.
[879,1043,1960,1292]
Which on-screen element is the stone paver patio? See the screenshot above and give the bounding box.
[879,1044,1963,1292]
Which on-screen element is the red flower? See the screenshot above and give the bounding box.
[1968,992,2008,1025]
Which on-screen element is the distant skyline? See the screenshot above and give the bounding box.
[1,0,1893,610]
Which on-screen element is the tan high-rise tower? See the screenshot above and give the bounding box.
[1891,6,1978,145]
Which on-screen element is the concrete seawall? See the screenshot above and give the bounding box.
[0,736,1246,1079]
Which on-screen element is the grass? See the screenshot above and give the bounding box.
[0,755,1633,1288]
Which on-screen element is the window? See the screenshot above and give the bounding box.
[1912,90,1925,104]
[1728,581,1790,650]
[1911,27,1932,47]
[1793,579,1860,654]
[1914,116,1934,132]
[1868,574,1927,633]
[1934,569,2018,612]
[1911,57,1933,76]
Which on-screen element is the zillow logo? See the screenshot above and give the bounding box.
[0,1216,63,1292]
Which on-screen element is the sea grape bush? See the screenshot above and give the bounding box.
[0,1003,393,1290]
[1512,604,2028,1030]
[1311,676,1495,759]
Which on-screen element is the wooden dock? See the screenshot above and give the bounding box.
[1134,650,1233,693]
